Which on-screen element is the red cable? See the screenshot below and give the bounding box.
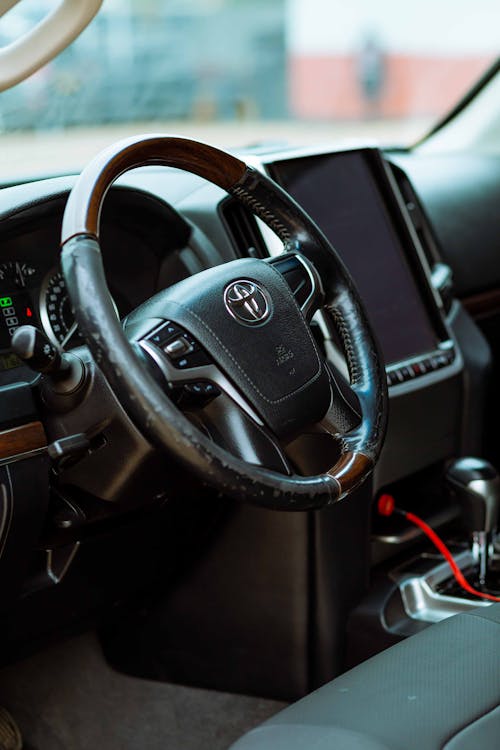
[405,511,500,603]
[377,494,500,603]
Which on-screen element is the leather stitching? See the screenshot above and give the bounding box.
[325,304,362,387]
[231,185,293,243]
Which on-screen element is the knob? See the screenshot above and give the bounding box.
[11,325,69,375]
[445,457,500,534]
[12,325,87,411]
[445,457,500,585]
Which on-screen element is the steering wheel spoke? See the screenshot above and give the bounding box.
[137,321,264,426]
[319,381,361,439]
[136,323,293,473]
[193,394,293,474]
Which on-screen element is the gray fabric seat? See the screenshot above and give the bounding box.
[230,604,500,750]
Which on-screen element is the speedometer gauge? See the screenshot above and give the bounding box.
[0,261,37,288]
[39,270,78,346]
[40,268,119,347]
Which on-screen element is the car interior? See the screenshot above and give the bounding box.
[0,2,499,749]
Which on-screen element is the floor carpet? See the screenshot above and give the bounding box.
[0,633,286,750]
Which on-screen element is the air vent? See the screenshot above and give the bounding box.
[388,161,454,313]
[389,162,441,268]
[220,197,269,259]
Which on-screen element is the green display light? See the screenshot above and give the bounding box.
[0,297,12,308]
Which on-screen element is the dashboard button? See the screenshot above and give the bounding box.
[429,356,441,370]
[400,366,413,380]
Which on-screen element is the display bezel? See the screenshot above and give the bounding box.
[265,146,452,370]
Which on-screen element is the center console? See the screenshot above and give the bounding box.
[239,145,496,657]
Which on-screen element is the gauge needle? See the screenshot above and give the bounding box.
[58,298,118,349]
[15,262,26,288]
[61,321,78,349]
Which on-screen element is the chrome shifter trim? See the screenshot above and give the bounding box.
[396,551,492,624]
[471,530,489,585]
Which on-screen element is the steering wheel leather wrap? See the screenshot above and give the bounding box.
[60,134,388,510]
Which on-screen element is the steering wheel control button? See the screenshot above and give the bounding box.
[144,321,212,369]
[181,331,198,348]
[186,382,219,396]
[173,349,210,369]
[224,279,271,326]
[146,321,183,347]
[164,337,193,359]
[184,381,220,402]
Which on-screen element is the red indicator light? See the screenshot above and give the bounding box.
[26,307,33,318]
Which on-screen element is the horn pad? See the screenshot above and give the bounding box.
[127,257,332,438]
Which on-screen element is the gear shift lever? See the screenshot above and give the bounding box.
[445,458,500,585]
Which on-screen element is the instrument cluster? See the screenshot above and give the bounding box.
[0,260,79,371]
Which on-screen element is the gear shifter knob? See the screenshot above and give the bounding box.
[446,457,500,533]
[445,457,500,585]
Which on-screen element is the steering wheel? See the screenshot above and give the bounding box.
[60,135,387,510]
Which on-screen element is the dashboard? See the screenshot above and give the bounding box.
[0,139,494,696]
[0,146,484,495]
[0,184,195,377]
[0,260,81,365]
[0,149,462,397]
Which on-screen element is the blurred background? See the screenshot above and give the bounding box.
[0,0,498,177]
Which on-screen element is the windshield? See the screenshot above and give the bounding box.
[0,0,498,179]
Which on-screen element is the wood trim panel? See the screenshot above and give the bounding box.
[0,421,47,460]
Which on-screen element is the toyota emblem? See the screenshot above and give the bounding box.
[224,280,271,326]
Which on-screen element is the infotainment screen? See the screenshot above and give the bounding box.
[269,150,440,366]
